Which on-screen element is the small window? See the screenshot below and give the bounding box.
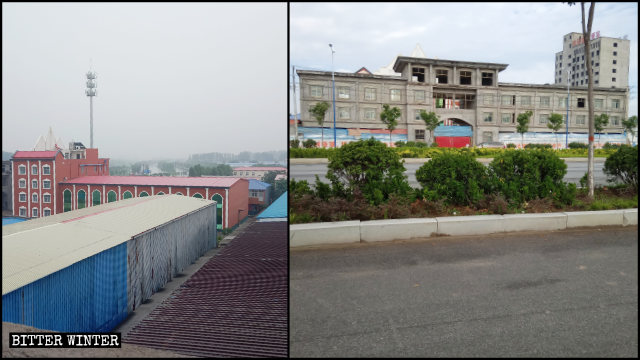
[310,85,323,97]
[414,90,425,102]
[613,60,617,65]
[32,193,38,203]
[43,209,51,217]
[338,107,350,119]
[43,180,51,189]
[540,96,550,107]
[613,51,617,56]
[611,116,620,126]
[42,165,50,175]
[32,180,38,189]
[32,208,38,218]
[612,69,616,73]
[31,165,38,175]
[18,165,26,175]
[338,86,350,99]
[364,88,376,101]
[19,193,26,202]
[501,95,514,106]
[520,96,531,106]
[19,207,27,217]
[483,112,493,123]
[539,114,548,124]
[501,113,511,124]
[415,129,425,140]
[482,72,493,86]
[594,99,603,109]
[390,89,401,101]
[435,69,448,84]
[577,98,585,108]
[613,42,618,47]
[412,67,425,82]
[460,71,472,85]
[415,110,423,120]
[611,99,620,109]
[364,108,376,120]
[19,179,26,188]
[576,115,586,125]
[612,77,616,82]
[43,194,51,203]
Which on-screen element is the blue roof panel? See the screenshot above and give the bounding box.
[257,192,287,219]
[249,179,271,191]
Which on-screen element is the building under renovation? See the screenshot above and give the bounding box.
[295,39,630,148]
[2,195,217,332]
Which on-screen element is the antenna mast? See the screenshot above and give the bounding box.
[85,66,97,148]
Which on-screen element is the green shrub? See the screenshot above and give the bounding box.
[326,138,412,205]
[525,143,553,149]
[489,149,574,205]
[416,152,491,206]
[290,179,313,199]
[289,139,300,148]
[568,142,588,149]
[302,138,317,148]
[602,142,622,150]
[395,141,407,147]
[290,147,335,158]
[603,145,638,191]
[506,143,517,148]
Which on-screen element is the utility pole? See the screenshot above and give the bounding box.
[292,65,299,144]
[566,68,571,149]
[330,43,337,148]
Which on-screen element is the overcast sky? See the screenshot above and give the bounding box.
[2,3,286,160]
[290,2,638,118]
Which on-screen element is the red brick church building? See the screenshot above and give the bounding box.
[10,144,248,230]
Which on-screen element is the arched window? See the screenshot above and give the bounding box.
[31,165,38,175]
[42,165,51,175]
[212,194,223,230]
[18,165,26,175]
[107,190,117,203]
[139,191,149,197]
[43,208,51,217]
[175,192,183,196]
[32,193,38,203]
[193,193,203,198]
[92,190,101,206]
[32,207,38,218]
[156,192,165,195]
[123,191,133,199]
[18,179,26,188]
[63,189,72,212]
[77,190,86,209]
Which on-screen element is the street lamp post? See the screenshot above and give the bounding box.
[566,68,571,149]
[329,43,337,148]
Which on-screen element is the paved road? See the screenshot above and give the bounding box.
[290,226,638,357]
[291,159,609,188]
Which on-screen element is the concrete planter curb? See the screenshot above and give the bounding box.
[290,220,360,247]
[565,210,625,228]
[290,209,637,248]
[360,218,437,242]
[435,214,504,236]
[623,209,638,226]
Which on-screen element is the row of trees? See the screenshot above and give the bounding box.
[309,100,637,149]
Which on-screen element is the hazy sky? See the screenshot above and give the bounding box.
[2,3,287,160]
[290,2,638,118]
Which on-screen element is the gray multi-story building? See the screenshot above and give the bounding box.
[297,51,629,146]
[3,160,13,214]
[554,32,630,89]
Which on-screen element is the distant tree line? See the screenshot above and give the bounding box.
[188,164,233,177]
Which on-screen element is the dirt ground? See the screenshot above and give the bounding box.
[2,322,194,358]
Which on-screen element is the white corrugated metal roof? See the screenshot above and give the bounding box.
[2,195,215,295]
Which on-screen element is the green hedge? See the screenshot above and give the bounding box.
[290,146,617,158]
